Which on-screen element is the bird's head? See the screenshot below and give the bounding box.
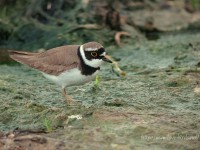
[79,42,112,68]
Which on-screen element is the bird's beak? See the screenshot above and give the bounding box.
[102,55,112,63]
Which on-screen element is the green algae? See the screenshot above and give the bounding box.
[0,32,200,149]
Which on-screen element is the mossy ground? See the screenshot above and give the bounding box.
[0,32,200,149]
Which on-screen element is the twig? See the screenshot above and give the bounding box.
[114,31,131,47]
[105,55,126,77]
[67,24,103,33]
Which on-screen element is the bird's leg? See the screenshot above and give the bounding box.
[61,88,73,105]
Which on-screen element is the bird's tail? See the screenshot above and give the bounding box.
[9,50,37,65]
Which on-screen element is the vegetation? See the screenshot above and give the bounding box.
[0,0,200,149]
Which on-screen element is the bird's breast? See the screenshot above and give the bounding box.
[42,68,98,88]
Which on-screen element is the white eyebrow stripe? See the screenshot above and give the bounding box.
[100,52,106,56]
[85,48,98,51]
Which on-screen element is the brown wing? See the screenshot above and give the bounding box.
[9,45,80,76]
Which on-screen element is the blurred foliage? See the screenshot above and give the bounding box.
[43,118,52,133]
[0,0,200,51]
[191,0,200,10]
[0,0,115,50]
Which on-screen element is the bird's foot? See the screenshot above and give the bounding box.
[63,95,73,105]
[63,96,82,107]
[62,88,82,107]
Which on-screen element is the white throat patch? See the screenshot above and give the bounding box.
[80,45,103,68]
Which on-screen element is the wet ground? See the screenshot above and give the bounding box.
[0,32,200,150]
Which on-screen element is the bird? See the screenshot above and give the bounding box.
[9,42,112,105]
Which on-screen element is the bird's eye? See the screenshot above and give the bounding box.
[91,52,97,57]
